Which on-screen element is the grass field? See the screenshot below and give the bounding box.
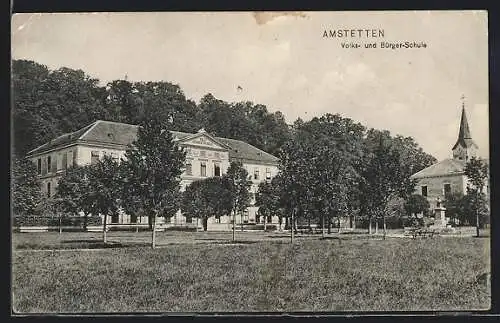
[12,231,490,313]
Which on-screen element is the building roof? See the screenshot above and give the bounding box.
[216,137,279,164]
[410,158,466,179]
[27,120,279,164]
[452,106,478,150]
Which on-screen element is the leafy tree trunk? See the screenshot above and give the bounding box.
[241,211,244,232]
[232,209,236,241]
[353,214,356,229]
[203,217,208,231]
[476,195,480,237]
[263,214,267,232]
[308,218,311,231]
[337,216,341,233]
[290,209,294,243]
[383,214,387,240]
[375,219,379,234]
[148,214,153,230]
[322,214,325,238]
[196,218,199,232]
[103,214,108,244]
[83,213,88,231]
[368,216,372,235]
[59,212,62,235]
[151,213,157,249]
[327,217,332,234]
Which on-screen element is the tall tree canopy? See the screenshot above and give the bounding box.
[12,60,108,156]
[121,118,186,248]
[181,177,233,231]
[11,157,41,217]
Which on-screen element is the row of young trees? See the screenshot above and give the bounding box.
[39,117,254,248]
[251,114,438,240]
[48,118,185,248]
[12,60,489,242]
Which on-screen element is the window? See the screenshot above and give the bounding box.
[46,156,52,174]
[186,160,193,175]
[200,150,206,157]
[444,183,451,197]
[254,168,259,180]
[46,182,51,198]
[67,151,74,168]
[214,152,220,159]
[200,161,207,177]
[421,186,428,197]
[91,151,100,164]
[37,158,42,175]
[266,168,271,179]
[57,154,63,171]
[214,163,221,177]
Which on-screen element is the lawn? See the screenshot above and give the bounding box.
[12,232,490,313]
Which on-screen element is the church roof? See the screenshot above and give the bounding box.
[452,106,478,150]
[410,158,466,179]
[27,120,279,164]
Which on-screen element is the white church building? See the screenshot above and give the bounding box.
[410,100,489,211]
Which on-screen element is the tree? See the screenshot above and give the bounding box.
[361,130,415,239]
[11,157,42,217]
[278,114,366,239]
[255,177,283,231]
[134,81,201,133]
[12,60,108,157]
[443,191,464,226]
[53,165,92,230]
[404,194,430,227]
[12,60,50,157]
[181,177,233,231]
[85,156,123,243]
[464,157,489,237]
[121,118,186,248]
[225,161,251,241]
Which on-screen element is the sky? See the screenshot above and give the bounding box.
[11,11,489,161]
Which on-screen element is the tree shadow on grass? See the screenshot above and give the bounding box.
[58,239,148,249]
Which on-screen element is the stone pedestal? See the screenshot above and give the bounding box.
[433,207,447,228]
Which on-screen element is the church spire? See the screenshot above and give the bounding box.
[457,95,472,140]
[452,95,478,161]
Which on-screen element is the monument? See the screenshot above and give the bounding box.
[433,196,447,228]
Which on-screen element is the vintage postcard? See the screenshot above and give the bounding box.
[11,11,490,314]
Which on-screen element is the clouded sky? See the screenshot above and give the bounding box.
[11,11,489,160]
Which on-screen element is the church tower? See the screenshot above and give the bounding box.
[452,96,478,161]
